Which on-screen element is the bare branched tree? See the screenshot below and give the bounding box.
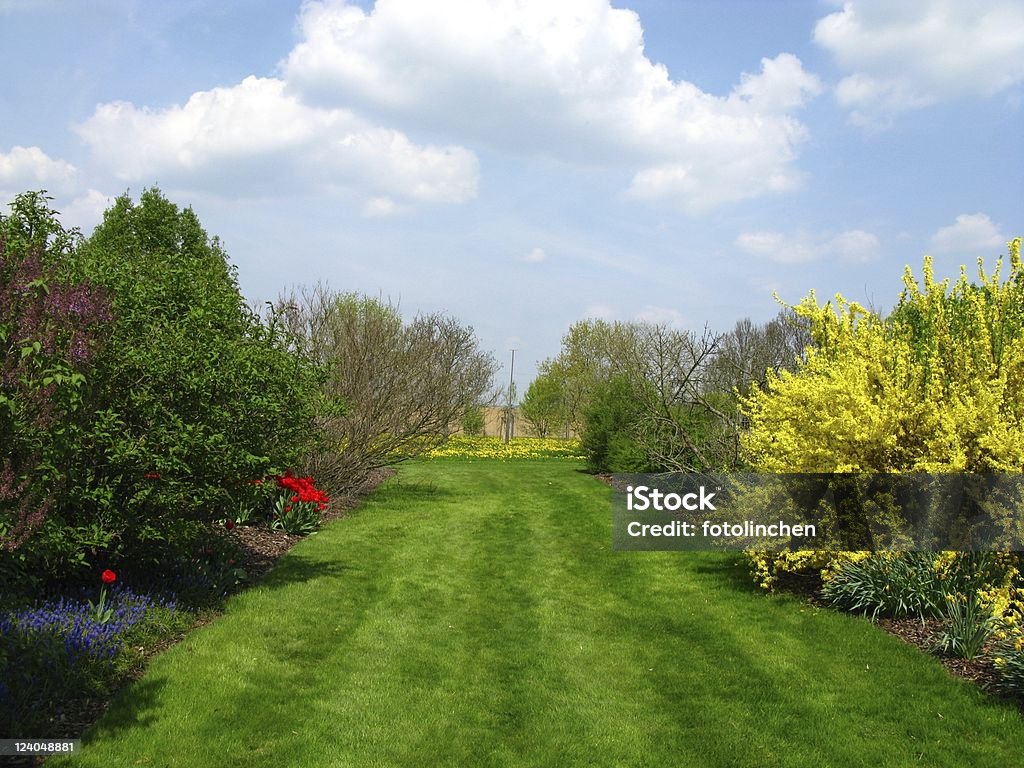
[620,323,737,471]
[277,284,497,491]
[709,308,813,397]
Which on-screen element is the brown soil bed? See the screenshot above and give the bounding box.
[874,615,1004,692]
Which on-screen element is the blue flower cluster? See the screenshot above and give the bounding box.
[1,586,182,734]
[2,586,178,665]
[1,581,178,679]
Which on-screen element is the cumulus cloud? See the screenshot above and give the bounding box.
[814,1,1024,127]
[284,0,821,213]
[735,228,880,264]
[0,145,77,196]
[76,76,479,206]
[60,189,114,233]
[929,213,1006,254]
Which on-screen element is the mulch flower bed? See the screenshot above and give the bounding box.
[874,616,1003,691]
[226,468,394,581]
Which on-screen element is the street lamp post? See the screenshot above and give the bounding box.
[504,349,516,443]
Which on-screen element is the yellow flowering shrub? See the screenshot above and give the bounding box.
[741,238,1024,590]
[742,238,1024,474]
[748,549,905,592]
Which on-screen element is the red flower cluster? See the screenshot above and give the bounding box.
[274,471,329,511]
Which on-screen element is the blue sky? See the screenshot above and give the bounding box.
[1,0,1021,392]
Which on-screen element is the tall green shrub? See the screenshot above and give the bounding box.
[581,375,655,473]
[60,188,321,568]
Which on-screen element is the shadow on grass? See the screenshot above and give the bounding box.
[684,553,762,595]
[82,675,168,745]
[365,479,457,504]
[258,552,359,591]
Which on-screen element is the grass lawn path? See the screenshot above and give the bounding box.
[56,459,1024,767]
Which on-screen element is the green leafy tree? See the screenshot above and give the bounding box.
[520,372,565,438]
[539,319,634,435]
[461,405,486,436]
[580,374,656,473]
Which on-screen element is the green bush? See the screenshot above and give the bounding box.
[50,188,323,573]
[460,405,486,436]
[931,593,998,660]
[821,551,1002,622]
[995,643,1024,699]
[821,552,944,620]
[580,375,654,473]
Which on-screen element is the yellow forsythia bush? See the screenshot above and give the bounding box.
[741,238,1024,589]
[742,237,1024,474]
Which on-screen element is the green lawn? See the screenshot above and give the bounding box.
[54,459,1024,767]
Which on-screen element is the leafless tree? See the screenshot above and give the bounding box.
[619,323,743,471]
[709,308,813,397]
[277,284,497,491]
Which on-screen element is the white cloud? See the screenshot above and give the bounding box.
[814,1,1024,127]
[284,0,821,213]
[524,247,546,263]
[76,76,479,206]
[735,228,880,264]
[61,189,114,233]
[634,305,687,328]
[826,229,881,263]
[929,213,1005,254]
[735,231,816,264]
[0,145,77,195]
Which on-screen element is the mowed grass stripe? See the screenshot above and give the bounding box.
[54,459,1024,767]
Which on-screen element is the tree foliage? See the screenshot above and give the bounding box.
[538,318,750,473]
[460,404,486,436]
[519,372,566,438]
[0,193,111,551]
[56,188,321,568]
[741,238,1024,474]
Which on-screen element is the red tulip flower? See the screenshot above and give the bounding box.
[101,569,117,584]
